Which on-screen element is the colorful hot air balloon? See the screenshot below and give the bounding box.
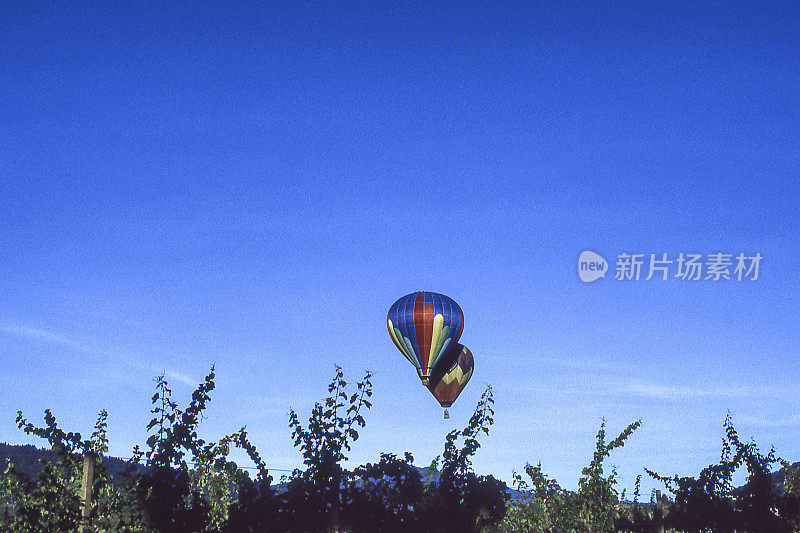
[387,291,464,385]
[427,344,474,415]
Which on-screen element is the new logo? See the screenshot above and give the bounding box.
[578,250,608,283]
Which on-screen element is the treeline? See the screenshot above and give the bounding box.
[1,366,798,532]
[0,443,143,481]
[498,415,800,533]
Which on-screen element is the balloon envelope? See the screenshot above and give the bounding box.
[387,291,464,383]
[427,344,474,408]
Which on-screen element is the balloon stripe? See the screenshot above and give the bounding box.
[456,307,463,344]
[392,328,410,359]
[438,338,451,364]
[402,336,418,366]
[406,295,420,365]
[389,322,416,366]
[401,294,419,366]
[413,295,426,370]
[428,314,443,368]
[457,300,464,340]
[387,319,402,351]
[431,292,441,318]
[429,292,442,366]
[441,364,463,384]
[429,324,447,368]
[421,301,434,371]
[443,296,455,358]
[435,325,449,354]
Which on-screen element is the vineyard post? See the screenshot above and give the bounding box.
[655,490,664,533]
[79,451,96,532]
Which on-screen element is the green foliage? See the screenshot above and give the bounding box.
[278,372,506,533]
[424,385,508,533]
[498,419,641,533]
[4,366,798,533]
[647,413,799,533]
[785,463,800,498]
[134,370,217,531]
[501,463,581,532]
[0,409,136,532]
[579,419,641,532]
[614,474,667,533]
[1,367,273,532]
[347,452,423,532]
[132,366,278,532]
[0,443,60,479]
[780,462,800,531]
[278,365,373,531]
[0,453,83,531]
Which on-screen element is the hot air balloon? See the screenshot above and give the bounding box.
[387,291,464,385]
[427,344,474,418]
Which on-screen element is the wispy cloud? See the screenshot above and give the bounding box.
[622,380,789,400]
[514,377,790,401]
[163,370,199,388]
[0,323,91,352]
[534,356,623,371]
[1,322,199,389]
[121,360,200,389]
[735,413,800,428]
[241,394,307,411]
[500,355,626,371]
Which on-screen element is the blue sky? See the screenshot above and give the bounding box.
[1,2,799,493]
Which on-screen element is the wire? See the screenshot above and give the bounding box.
[116,457,294,472]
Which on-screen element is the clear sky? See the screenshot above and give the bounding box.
[2,2,798,494]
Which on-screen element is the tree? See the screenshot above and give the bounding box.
[498,419,641,533]
[2,367,273,532]
[278,365,373,532]
[579,419,641,532]
[647,413,794,533]
[777,461,800,530]
[500,462,581,532]
[421,385,508,533]
[0,413,84,531]
[347,452,424,532]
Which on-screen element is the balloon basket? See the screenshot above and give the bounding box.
[443,410,450,419]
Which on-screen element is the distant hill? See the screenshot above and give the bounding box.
[730,460,800,498]
[773,461,800,495]
[20,444,789,502]
[0,442,143,480]
[1,443,524,498]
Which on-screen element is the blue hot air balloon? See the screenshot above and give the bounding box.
[386,291,464,385]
